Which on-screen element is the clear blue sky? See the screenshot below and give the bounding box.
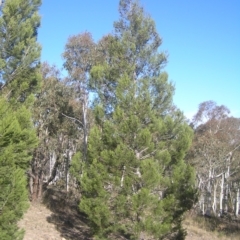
[38,0,240,119]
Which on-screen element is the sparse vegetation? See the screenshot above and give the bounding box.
[184,213,240,240]
[17,195,240,240]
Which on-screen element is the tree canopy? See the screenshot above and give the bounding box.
[0,0,41,238]
[0,0,41,102]
[78,1,197,239]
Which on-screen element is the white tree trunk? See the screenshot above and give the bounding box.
[202,199,205,215]
[219,173,224,215]
[212,183,217,215]
[224,180,229,213]
[82,94,88,162]
[49,152,56,184]
[235,188,239,217]
[120,166,126,187]
[199,195,204,215]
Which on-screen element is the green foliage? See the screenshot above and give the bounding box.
[0,0,42,102]
[0,168,28,240]
[69,151,83,183]
[31,62,81,199]
[78,1,197,239]
[0,0,41,236]
[0,97,38,240]
[33,63,76,138]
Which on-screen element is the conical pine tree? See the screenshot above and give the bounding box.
[0,1,41,238]
[80,1,197,239]
[0,98,38,240]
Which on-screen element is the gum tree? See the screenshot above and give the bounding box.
[189,101,240,216]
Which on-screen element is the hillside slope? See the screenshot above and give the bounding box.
[19,202,239,240]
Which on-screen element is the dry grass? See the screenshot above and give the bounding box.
[18,188,92,240]
[18,203,63,240]
[184,213,240,240]
[18,188,240,240]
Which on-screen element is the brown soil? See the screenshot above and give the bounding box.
[18,188,92,240]
[18,203,63,240]
[18,189,240,240]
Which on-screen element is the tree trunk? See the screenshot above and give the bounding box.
[202,198,205,215]
[29,174,33,197]
[200,195,205,215]
[212,183,217,215]
[207,192,211,216]
[219,173,224,215]
[49,152,56,179]
[120,165,126,187]
[82,94,88,162]
[65,148,69,192]
[32,174,39,201]
[38,171,43,199]
[235,188,239,217]
[47,157,60,185]
[224,179,229,213]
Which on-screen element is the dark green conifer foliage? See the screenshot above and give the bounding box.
[0,0,41,102]
[80,0,197,239]
[0,98,38,240]
[0,0,41,238]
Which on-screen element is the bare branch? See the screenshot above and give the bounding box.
[61,113,83,127]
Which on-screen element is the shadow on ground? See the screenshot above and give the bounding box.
[186,211,240,239]
[43,187,93,240]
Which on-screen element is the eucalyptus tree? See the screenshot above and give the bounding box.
[30,63,80,200]
[79,1,197,239]
[62,32,97,163]
[189,101,240,216]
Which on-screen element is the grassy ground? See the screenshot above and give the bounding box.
[184,213,240,240]
[18,189,240,239]
[18,188,92,240]
[18,203,63,240]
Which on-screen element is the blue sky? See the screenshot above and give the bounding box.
[38,0,240,119]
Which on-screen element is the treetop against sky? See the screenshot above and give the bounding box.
[39,0,240,118]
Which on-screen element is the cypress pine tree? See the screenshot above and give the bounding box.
[0,98,38,240]
[0,0,41,102]
[80,1,197,239]
[0,0,41,238]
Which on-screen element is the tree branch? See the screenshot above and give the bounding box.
[61,113,83,127]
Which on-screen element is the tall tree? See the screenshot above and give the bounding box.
[30,63,80,200]
[0,0,41,102]
[0,98,38,240]
[91,0,169,115]
[188,101,240,216]
[80,1,197,239]
[63,32,96,163]
[0,0,41,237]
